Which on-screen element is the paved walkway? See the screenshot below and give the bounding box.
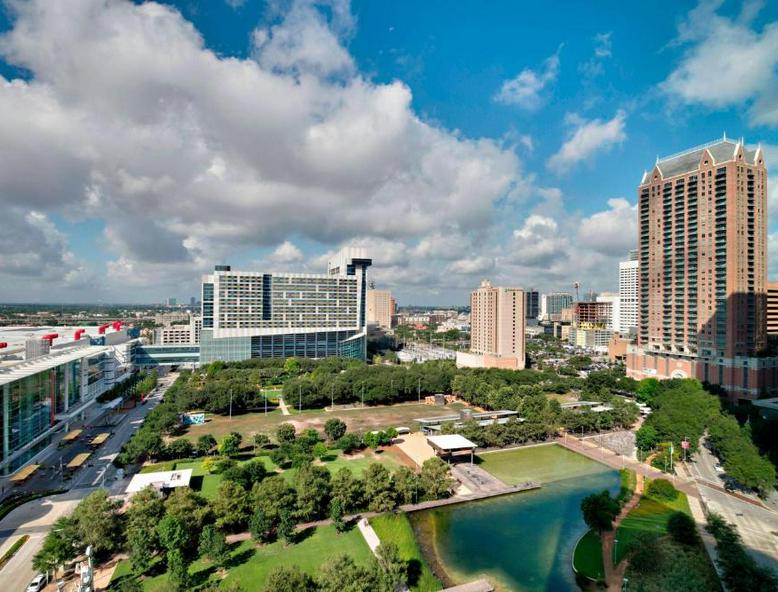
[441,580,494,592]
[357,517,381,554]
[277,397,291,416]
[556,435,699,498]
[603,473,644,592]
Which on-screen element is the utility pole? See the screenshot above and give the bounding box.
[361,384,365,408]
[299,384,302,414]
[229,389,233,421]
[264,390,267,416]
[417,377,421,403]
[331,383,335,410]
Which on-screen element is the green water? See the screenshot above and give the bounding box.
[411,445,620,592]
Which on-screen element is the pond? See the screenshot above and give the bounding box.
[410,445,620,591]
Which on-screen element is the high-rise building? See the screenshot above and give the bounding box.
[619,251,639,335]
[524,290,539,321]
[768,281,778,341]
[540,292,573,320]
[366,287,395,330]
[627,136,777,400]
[569,301,613,351]
[199,248,372,363]
[596,292,621,333]
[456,280,525,369]
[166,297,177,307]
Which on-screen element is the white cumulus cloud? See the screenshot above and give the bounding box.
[494,50,560,110]
[546,110,627,174]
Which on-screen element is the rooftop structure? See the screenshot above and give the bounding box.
[126,469,193,495]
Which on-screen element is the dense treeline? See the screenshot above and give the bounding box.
[635,379,776,495]
[96,370,157,403]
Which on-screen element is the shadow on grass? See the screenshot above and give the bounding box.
[189,564,218,588]
[293,526,317,544]
[225,547,256,570]
[189,475,204,491]
[407,558,423,586]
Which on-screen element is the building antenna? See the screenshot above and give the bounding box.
[574,282,580,302]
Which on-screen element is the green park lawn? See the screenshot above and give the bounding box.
[613,481,691,564]
[370,513,441,592]
[111,524,373,591]
[572,529,604,582]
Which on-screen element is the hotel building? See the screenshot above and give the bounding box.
[626,137,776,400]
[199,248,372,363]
[456,280,525,369]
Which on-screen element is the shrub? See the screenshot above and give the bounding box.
[647,478,678,501]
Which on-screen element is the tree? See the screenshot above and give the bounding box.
[264,566,316,592]
[393,466,419,505]
[126,487,165,574]
[329,498,346,533]
[373,543,408,592]
[198,525,230,569]
[212,480,252,532]
[580,490,620,534]
[636,378,660,405]
[158,515,192,591]
[318,554,376,591]
[313,442,329,460]
[636,425,660,452]
[250,508,273,543]
[295,463,331,521]
[278,509,296,546]
[364,463,396,512]
[667,511,698,546]
[277,423,297,444]
[164,489,211,558]
[196,434,217,456]
[219,431,243,456]
[253,475,297,522]
[167,438,194,459]
[72,489,123,558]
[335,433,363,453]
[419,457,452,501]
[331,467,364,513]
[253,433,271,451]
[324,418,347,442]
[33,516,80,575]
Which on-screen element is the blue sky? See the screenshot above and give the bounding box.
[0,0,777,304]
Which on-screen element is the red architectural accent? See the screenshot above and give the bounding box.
[0,342,7,349]
[74,329,86,340]
[98,324,110,334]
[41,333,59,342]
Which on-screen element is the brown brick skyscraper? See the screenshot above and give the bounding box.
[627,136,776,401]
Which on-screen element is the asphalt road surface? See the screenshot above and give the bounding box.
[0,372,176,591]
[689,437,778,571]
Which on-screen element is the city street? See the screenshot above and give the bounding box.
[0,372,176,591]
[686,436,778,572]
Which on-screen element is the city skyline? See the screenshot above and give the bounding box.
[1,0,777,305]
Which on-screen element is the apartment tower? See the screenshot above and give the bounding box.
[456,280,525,369]
[768,281,778,341]
[618,250,639,335]
[627,136,776,400]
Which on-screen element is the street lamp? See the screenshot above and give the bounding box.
[614,538,619,565]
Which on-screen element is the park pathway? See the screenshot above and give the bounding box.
[277,397,291,416]
[602,473,644,592]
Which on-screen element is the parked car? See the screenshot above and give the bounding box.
[26,574,46,592]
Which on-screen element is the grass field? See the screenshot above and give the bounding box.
[111,524,373,591]
[572,529,604,582]
[477,444,610,485]
[613,481,691,564]
[370,513,442,592]
[177,402,464,443]
[616,469,637,505]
